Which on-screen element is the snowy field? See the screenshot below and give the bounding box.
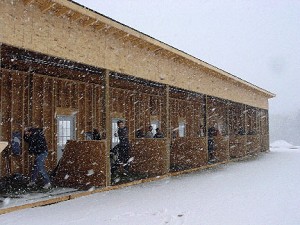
[0,140,300,225]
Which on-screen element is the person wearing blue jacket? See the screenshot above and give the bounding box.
[24,127,51,189]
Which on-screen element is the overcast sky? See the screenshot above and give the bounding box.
[75,0,300,115]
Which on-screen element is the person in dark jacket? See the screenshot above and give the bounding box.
[136,129,144,138]
[24,127,51,189]
[154,128,164,138]
[115,120,130,173]
[208,126,217,163]
[92,128,101,140]
[145,126,154,138]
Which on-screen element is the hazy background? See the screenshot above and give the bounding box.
[75,0,300,144]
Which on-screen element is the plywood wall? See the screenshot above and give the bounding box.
[109,87,164,139]
[0,69,103,176]
[0,70,29,176]
[169,91,205,138]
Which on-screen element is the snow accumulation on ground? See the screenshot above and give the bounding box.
[1,140,300,225]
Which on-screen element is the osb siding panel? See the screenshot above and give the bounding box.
[1,70,13,176]
[0,71,2,174]
[54,140,107,188]
[0,70,30,176]
[170,97,205,138]
[214,136,229,162]
[207,97,228,135]
[228,102,245,136]
[32,76,44,127]
[0,70,103,176]
[0,0,269,110]
[130,139,168,176]
[170,137,207,170]
[110,87,164,138]
[229,135,247,158]
[42,77,54,165]
[246,135,261,155]
[11,72,24,173]
[77,83,86,139]
[261,135,269,152]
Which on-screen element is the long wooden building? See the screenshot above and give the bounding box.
[0,0,275,188]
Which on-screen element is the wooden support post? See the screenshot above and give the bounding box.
[266,110,270,151]
[226,100,230,161]
[132,90,136,140]
[244,104,248,155]
[0,69,2,177]
[205,95,208,162]
[104,69,111,186]
[165,85,170,172]
[23,0,35,6]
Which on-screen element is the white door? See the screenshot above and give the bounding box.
[57,115,76,162]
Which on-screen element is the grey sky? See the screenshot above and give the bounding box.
[75,0,300,115]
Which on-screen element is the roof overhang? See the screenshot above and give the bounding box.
[21,0,275,99]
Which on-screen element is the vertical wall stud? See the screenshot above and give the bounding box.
[104,69,111,186]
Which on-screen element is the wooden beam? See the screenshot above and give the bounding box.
[53,5,70,17]
[165,85,170,172]
[67,11,84,21]
[40,2,56,13]
[78,16,97,27]
[91,21,106,30]
[23,0,35,6]
[103,26,122,36]
[127,37,145,49]
[0,68,2,177]
[126,35,139,43]
[147,45,161,52]
[82,19,98,27]
[104,70,111,187]
[135,39,149,49]
[112,30,127,39]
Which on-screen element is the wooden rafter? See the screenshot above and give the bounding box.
[83,19,98,27]
[147,44,161,52]
[112,30,127,39]
[125,35,144,48]
[130,38,143,47]
[79,17,97,27]
[23,0,35,6]
[102,25,120,35]
[135,39,148,49]
[154,48,163,54]
[117,33,130,42]
[40,2,56,13]
[67,11,84,21]
[91,21,106,30]
[52,5,70,17]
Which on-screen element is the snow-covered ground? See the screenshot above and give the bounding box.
[1,141,300,225]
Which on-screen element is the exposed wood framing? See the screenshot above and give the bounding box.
[39,2,56,13]
[165,85,170,171]
[104,69,111,186]
[51,5,70,17]
[22,0,35,6]
[91,21,106,30]
[78,16,97,27]
[67,11,84,21]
